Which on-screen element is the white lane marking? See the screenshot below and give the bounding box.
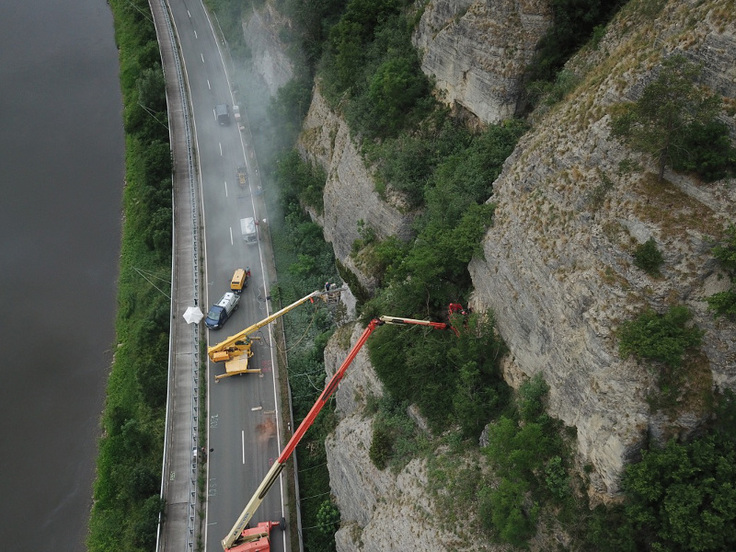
[224,180,229,198]
[242,430,245,465]
[207,79,211,90]
[230,227,234,245]
[219,143,223,156]
[194,30,198,39]
[187,10,191,17]
[201,53,205,63]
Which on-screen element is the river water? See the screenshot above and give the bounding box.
[0,0,124,549]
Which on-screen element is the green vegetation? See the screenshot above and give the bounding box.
[367,311,507,437]
[620,391,736,552]
[624,434,736,551]
[708,224,736,319]
[88,0,172,550]
[275,150,327,214]
[618,305,705,409]
[279,0,347,71]
[633,237,664,277]
[524,0,626,107]
[316,500,341,537]
[618,305,703,370]
[479,375,570,546]
[320,0,435,140]
[611,54,735,182]
[670,118,736,182]
[368,396,430,472]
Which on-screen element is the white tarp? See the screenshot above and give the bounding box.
[183,306,204,324]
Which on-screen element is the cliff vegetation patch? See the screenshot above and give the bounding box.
[618,305,706,409]
[622,393,736,552]
[707,224,736,320]
[611,54,736,182]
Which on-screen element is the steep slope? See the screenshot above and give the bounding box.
[469,0,736,499]
[297,89,415,293]
[413,0,552,123]
[238,0,736,547]
[242,1,294,95]
[323,324,501,552]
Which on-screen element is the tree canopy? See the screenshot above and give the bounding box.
[611,54,733,181]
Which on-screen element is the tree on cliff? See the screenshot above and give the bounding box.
[708,224,736,319]
[623,433,736,551]
[611,54,733,182]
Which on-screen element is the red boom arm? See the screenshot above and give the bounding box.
[222,315,451,550]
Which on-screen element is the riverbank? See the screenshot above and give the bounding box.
[87,0,172,550]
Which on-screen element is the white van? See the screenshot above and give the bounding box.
[240,217,257,244]
[215,103,230,125]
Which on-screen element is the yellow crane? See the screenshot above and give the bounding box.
[209,286,344,382]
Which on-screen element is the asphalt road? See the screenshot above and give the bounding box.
[163,1,289,551]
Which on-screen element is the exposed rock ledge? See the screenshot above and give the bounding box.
[413,0,552,123]
[297,87,415,293]
[469,2,736,499]
[324,324,494,552]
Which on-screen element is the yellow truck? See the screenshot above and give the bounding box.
[236,166,247,186]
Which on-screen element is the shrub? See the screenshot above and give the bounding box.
[275,150,326,213]
[350,53,434,139]
[131,495,164,548]
[488,478,538,546]
[618,305,703,369]
[369,423,393,470]
[633,237,664,276]
[485,417,557,480]
[316,500,341,536]
[269,77,314,146]
[517,373,549,422]
[624,436,736,551]
[368,115,473,209]
[611,54,730,181]
[544,455,570,500]
[707,290,736,320]
[707,224,736,319]
[585,505,636,552]
[671,119,736,182]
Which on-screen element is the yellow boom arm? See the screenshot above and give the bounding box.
[208,287,343,364]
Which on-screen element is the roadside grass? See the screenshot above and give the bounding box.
[88,0,172,550]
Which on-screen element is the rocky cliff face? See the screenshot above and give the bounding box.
[242,2,294,95]
[297,88,415,292]
[469,0,736,498]
[413,0,552,123]
[324,324,496,552]
[242,0,736,544]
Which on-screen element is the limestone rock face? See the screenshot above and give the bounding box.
[413,0,552,123]
[324,325,490,552]
[469,1,736,499]
[298,88,415,292]
[242,2,294,95]
[245,0,736,528]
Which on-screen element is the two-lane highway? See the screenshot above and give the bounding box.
[165,2,288,551]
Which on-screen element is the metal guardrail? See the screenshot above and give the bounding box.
[151,0,202,550]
